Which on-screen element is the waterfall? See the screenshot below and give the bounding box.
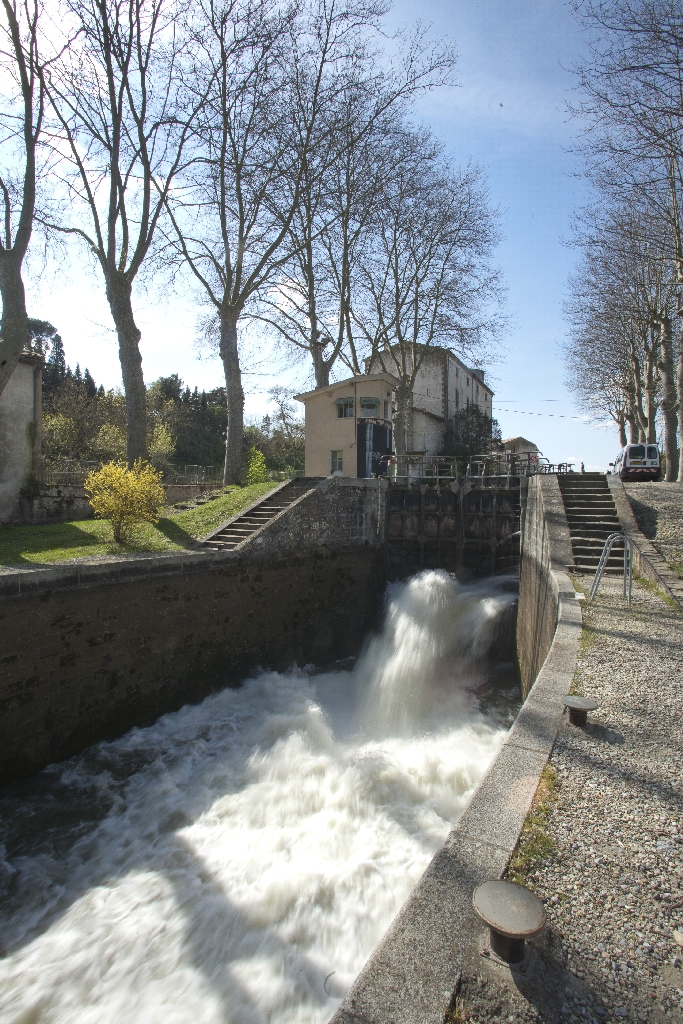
[0,571,518,1024]
[358,569,518,735]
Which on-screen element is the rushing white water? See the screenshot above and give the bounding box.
[0,570,518,1024]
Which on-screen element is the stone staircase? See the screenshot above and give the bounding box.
[201,478,324,551]
[558,473,624,574]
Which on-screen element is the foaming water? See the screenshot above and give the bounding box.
[0,571,519,1024]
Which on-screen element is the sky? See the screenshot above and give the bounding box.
[26,0,621,472]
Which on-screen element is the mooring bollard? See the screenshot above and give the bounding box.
[473,880,546,963]
[562,695,598,727]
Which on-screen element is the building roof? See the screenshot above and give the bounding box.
[365,345,494,395]
[293,372,399,403]
[502,437,539,452]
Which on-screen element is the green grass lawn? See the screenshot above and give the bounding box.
[0,481,278,567]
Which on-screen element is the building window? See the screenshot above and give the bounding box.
[384,400,391,420]
[359,397,380,418]
[336,398,354,418]
[455,391,459,408]
[466,376,470,387]
[331,450,343,474]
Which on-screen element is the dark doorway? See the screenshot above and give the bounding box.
[357,420,392,477]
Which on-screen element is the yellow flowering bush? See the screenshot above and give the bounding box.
[85,460,165,543]
[245,446,268,484]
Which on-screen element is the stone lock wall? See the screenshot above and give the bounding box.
[0,546,386,786]
[516,474,575,696]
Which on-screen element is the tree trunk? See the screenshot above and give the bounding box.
[220,310,244,485]
[658,316,679,480]
[629,346,648,440]
[643,342,658,443]
[106,274,147,464]
[677,336,683,483]
[393,383,411,457]
[626,414,638,443]
[313,343,329,387]
[0,254,29,396]
[617,415,627,448]
[624,386,638,443]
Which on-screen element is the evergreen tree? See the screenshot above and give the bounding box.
[83,368,97,398]
[441,404,502,465]
[40,325,68,401]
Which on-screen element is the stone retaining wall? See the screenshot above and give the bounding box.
[247,476,387,555]
[517,475,575,696]
[607,476,683,607]
[16,481,212,525]
[0,546,385,786]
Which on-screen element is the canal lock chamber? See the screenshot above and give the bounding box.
[0,567,522,1024]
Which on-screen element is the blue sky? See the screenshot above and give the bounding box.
[27,0,621,471]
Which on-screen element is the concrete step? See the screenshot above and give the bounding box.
[571,548,623,561]
[562,500,616,508]
[559,483,610,490]
[562,493,615,499]
[565,513,620,521]
[567,564,624,575]
[569,540,622,548]
[569,521,621,528]
[565,512,622,520]
[560,489,611,497]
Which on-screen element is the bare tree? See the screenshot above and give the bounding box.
[41,0,206,463]
[165,0,413,484]
[256,32,457,390]
[565,201,680,470]
[570,0,683,477]
[356,130,502,456]
[0,0,45,396]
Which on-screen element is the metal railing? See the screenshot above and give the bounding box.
[37,460,219,488]
[387,450,578,484]
[37,460,100,486]
[390,455,458,483]
[467,452,575,478]
[589,532,635,605]
[165,464,219,485]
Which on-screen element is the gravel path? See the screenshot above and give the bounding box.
[458,576,683,1024]
[623,483,683,578]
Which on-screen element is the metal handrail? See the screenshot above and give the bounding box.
[589,532,635,605]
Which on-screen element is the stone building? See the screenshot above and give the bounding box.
[365,346,494,455]
[0,354,42,523]
[294,372,397,478]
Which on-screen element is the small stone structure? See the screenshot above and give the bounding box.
[0,354,42,524]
